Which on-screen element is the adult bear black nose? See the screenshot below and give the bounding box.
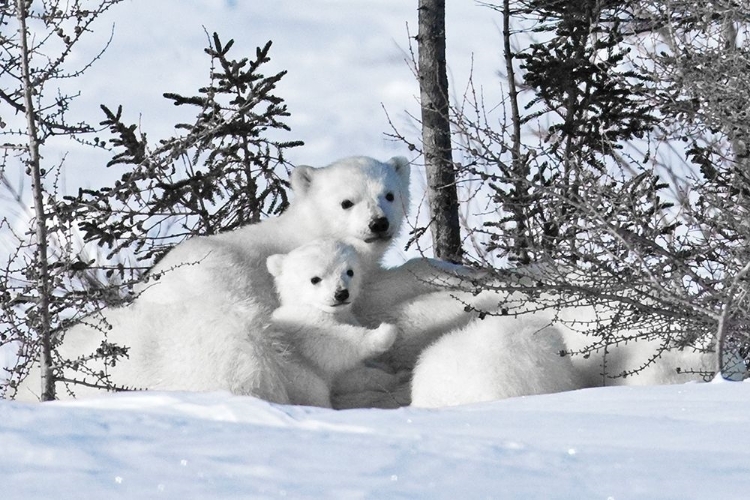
[369,217,389,234]
[334,289,350,303]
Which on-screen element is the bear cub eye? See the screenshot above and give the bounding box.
[346,269,354,277]
[310,277,322,285]
[385,192,395,202]
[341,199,354,210]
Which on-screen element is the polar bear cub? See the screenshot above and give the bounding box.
[411,315,583,407]
[267,239,398,408]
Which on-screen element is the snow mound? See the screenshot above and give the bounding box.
[3,382,750,499]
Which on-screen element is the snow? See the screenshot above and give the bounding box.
[3,380,749,499]
[45,0,503,192]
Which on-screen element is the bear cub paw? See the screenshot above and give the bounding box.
[367,323,398,353]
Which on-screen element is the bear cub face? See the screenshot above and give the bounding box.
[267,239,362,314]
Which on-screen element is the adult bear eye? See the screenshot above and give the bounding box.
[341,199,354,210]
[346,269,354,277]
[385,192,395,202]
[310,277,322,285]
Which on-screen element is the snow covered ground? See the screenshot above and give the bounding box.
[3,380,749,499]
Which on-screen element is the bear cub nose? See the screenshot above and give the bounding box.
[369,217,389,234]
[334,289,350,303]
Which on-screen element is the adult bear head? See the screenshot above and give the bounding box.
[287,156,410,264]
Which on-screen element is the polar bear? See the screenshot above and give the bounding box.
[342,269,722,408]
[403,281,721,408]
[410,315,583,407]
[266,239,398,407]
[555,302,719,388]
[16,156,436,402]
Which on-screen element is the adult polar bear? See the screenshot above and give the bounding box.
[18,155,472,402]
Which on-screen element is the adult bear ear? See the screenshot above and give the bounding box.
[266,254,285,277]
[387,156,410,187]
[290,165,315,196]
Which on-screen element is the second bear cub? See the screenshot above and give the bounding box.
[266,239,398,407]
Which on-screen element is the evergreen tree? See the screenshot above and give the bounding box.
[0,0,125,400]
[1,27,301,399]
[68,33,302,267]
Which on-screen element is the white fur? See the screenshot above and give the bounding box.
[266,239,398,407]
[340,282,719,409]
[330,261,494,408]
[375,286,504,371]
[16,153,715,407]
[549,300,717,387]
[331,364,412,409]
[410,315,583,408]
[16,156,411,402]
[405,289,718,408]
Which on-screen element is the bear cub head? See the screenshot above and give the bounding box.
[267,239,363,314]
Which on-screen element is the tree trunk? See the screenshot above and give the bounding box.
[417,0,462,262]
[16,0,55,401]
[502,0,531,264]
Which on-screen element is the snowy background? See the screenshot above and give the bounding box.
[49,0,503,201]
[4,1,750,498]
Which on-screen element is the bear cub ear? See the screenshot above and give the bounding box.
[290,165,315,196]
[266,254,285,277]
